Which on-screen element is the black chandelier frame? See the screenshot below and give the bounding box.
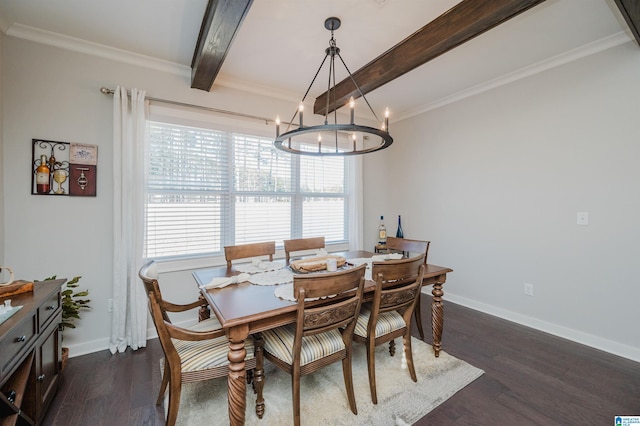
[274,17,393,156]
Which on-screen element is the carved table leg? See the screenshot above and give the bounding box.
[227,325,249,426]
[252,332,265,419]
[198,293,210,321]
[431,282,444,357]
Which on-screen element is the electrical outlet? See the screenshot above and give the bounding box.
[108,298,113,312]
[524,283,534,296]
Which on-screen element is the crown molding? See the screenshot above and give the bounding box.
[5,23,191,78]
[4,22,297,100]
[4,23,633,120]
[397,31,633,121]
[219,31,633,121]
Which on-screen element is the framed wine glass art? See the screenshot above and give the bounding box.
[31,139,98,196]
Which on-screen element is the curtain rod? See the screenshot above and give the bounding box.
[100,87,275,125]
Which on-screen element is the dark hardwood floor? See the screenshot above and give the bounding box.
[42,296,640,425]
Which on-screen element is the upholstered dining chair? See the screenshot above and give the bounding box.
[138,260,264,426]
[283,236,325,263]
[261,263,367,426]
[352,255,425,404]
[224,241,276,268]
[384,237,431,340]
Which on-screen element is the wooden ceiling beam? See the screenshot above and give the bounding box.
[313,0,546,116]
[191,0,254,91]
[613,0,640,46]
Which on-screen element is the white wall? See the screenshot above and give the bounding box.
[364,41,640,361]
[1,36,293,356]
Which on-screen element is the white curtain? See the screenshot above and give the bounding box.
[348,156,364,250]
[109,87,149,354]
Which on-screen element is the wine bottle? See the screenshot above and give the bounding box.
[396,215,404,238]
[36,154,51,194]
[378,215,387,245]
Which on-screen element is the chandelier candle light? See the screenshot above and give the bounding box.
[274,17,393,156]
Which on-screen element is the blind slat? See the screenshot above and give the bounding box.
[145,121,349,259]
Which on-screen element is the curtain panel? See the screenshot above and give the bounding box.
[109,87,149,354]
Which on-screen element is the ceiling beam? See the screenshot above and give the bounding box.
[613,0,640,46]
[191,0,254,91]
[314,0,546,116]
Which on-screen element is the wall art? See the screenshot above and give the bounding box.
[31,139,98,196]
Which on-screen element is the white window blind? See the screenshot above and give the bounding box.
[145,120,349,260]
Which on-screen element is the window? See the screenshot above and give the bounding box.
[145,120,349,260]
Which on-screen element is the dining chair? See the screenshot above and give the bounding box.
[384,237,431,340]
[352,255,425,404]
[260,263,367,426]
[138,260,264,426]
[224,241,276,268]
[283,236,325,263]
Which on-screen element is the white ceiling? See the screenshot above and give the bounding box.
[0,0,633,120]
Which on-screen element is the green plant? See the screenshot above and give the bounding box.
[42,275,91,331]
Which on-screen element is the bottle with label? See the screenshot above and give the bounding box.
[378,215,387,245]
[36,154,51,194]
[396,215,404,238]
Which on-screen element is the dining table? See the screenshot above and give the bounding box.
[192,250,453,426]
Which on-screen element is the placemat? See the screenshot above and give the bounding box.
[248,269,294,286]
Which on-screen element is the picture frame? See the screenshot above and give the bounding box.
[31,139,98,196]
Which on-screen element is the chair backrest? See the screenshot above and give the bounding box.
[370,254,426,316]
[283,237,325,263]
[385,237,430,263]
[138,261,186,369]
[139,260,227,363]
[293,263,366,339]
[224,241,276,268]
[139,259,172,323]
[146,282,181,362]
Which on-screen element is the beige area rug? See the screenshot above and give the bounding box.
[167,337,483,425]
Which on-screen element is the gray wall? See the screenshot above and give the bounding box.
[1,36,292,355]
[1,30,5,264]
[2,33,639,361]
[365,41,640,361]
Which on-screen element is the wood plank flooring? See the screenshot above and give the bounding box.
[42,296,640,425]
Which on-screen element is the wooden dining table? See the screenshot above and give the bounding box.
[192,250,453,426]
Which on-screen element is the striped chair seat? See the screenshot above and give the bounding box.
[263,323,345,366]
[140,259,264,426]
[354,307,405,339]
[170,334,255,376]
[187,316,222,332]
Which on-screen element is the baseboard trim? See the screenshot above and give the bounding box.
[65,318,198,358]
[429,289,640,363]
[71,293,640,363]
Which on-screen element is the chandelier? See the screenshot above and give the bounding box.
[274,17,393,156]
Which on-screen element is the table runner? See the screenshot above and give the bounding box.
[202,252,404,300]
[234,260,286,274]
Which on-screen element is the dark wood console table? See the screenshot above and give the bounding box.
[0,279,64,425]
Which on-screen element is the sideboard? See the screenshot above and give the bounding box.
[0,279,64,425]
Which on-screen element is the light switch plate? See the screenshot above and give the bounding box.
[577,212,589,226]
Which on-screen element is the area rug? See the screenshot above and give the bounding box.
[167,337,483,425]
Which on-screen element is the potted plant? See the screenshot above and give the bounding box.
[41,275,91,369]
